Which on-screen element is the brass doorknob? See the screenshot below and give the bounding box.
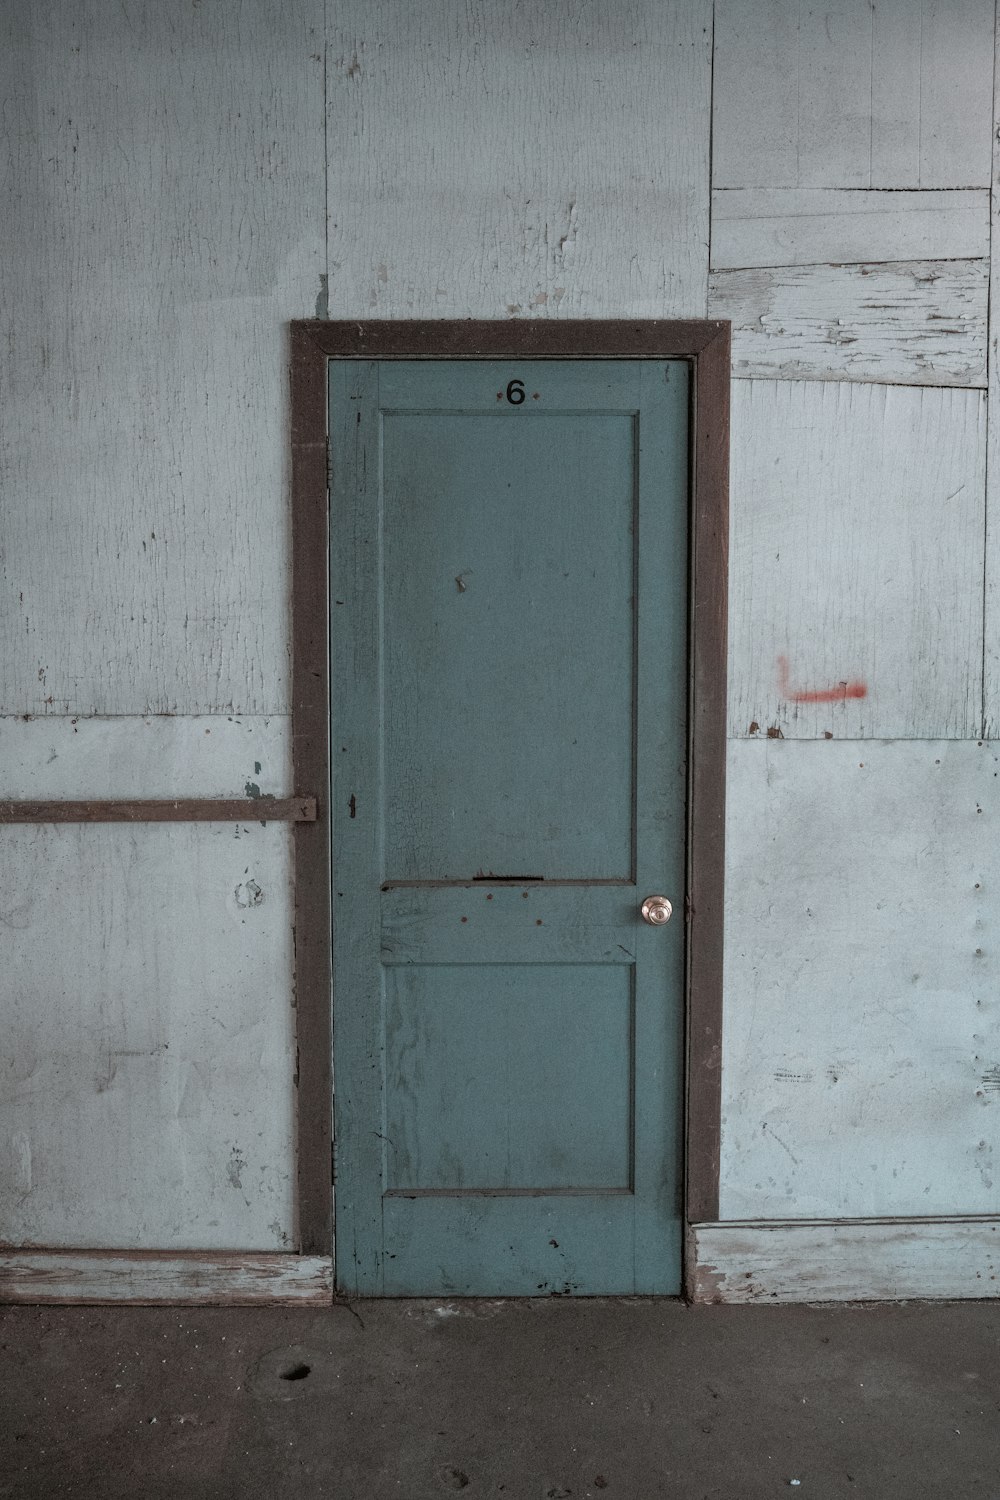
[640,895,672,926]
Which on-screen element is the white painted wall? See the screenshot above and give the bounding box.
[0,0,323,1251]
[3,0,999,1283]
[2,821,296,1250]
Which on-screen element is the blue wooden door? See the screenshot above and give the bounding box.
[330,359,689,1296]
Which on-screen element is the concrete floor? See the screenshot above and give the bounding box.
[1,1300,999,1499]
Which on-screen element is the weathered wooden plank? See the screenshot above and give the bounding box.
[326,0,712,318]
[710,260,988,386]
[721,740,1000,1221]
[914,0,995,189]
[712,0,800,189]
[0,1251,332,1306]
[713,0,994,189]
[0,715,291,799]
[289,326,333,1256]
[691,1219,1000,1303]
[0,0,325,716]
[0,823,296,1250]
[869,0,993,187]
[869,0,924,187]
[796,0,874,189]
[711,188,990,270]
[983,18,1000,740]
[0,798,315,824]
[728,381,985,739]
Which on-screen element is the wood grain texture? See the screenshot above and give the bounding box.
[728,381,986,739]
[686,322,730,1225]
[713,0,994,189]
[983,18,1000,740]
[867,0,996,188]
[1,823,296,1250]
[721,740,1000,1220]
[711,188,990,270]
[294,320,728,358]
[795,0,878,189]
[0,1251,332,1306]
[710,259,988,386]
[0,0,325,716]
[692,1218,1000,1303]
[289,325,333,1255]
[0,798,315,824]
[0,716,291,799]
[326,0,712,319]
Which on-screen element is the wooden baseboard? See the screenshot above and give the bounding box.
[0,1250,334,1306]
[14,1225,995,1305]
[690,1217,1000,1303]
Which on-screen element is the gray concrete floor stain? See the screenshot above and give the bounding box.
[1,1300,999,1498]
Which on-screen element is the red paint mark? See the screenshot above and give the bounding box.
[777,656,867,704]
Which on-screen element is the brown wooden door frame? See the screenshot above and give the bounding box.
[289,320,730,1285]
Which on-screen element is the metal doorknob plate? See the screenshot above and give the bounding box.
[640,895,672,926]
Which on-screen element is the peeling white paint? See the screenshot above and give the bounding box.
[711,259,988,386]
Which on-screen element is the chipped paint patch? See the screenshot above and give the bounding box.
[268,1219,292,1248]
[227,1146,247,1190]
[235,879,264,908]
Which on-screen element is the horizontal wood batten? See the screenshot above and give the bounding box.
[710,188,991,270]
[0,1251,333,1306]
[690,1217,1000,1303]
[0,797,317,824]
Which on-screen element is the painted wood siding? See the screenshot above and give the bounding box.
[711,259,988,386]
[722,740,1000,1220]
[983,18,1000,739]
[711,188,991,270]
[0,1,320,1257]
[728,381,986,740]
[713,0,994,190]
[709,12,994,396]
[0,0,325,719]
[0,717,291,799]
[326,0,713,319]
[1,822,296,1250]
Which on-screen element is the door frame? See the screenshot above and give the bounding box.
[288,319,730,1289]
